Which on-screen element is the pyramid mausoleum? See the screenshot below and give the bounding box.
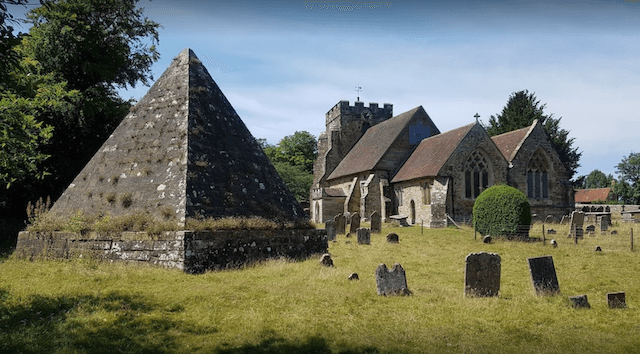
[50,48,305,225]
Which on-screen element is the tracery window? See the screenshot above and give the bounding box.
[527,150,549,199]
[465,150,490,199]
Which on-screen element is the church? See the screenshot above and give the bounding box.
[310,100,574,227]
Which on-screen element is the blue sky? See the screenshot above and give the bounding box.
[9,0,640,178]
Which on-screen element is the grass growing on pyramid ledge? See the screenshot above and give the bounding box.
[25,211,315,234]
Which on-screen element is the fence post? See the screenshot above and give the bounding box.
[631,228,634,251]
[421,220,423,235]
[542,223,546,245]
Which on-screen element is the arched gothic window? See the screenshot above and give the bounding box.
[527,150,549,199]
[465,150,490,199]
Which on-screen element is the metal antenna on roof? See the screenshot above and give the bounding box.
[474,113,480,124]
[355,86,362,102]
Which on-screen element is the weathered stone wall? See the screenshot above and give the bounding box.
[507,124,573,220]
[441,125,509,222]
[395,177,447,228]
[15,229,327,274]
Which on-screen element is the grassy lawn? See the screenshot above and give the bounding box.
[1,220,639,353]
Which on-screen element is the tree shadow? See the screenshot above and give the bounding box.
[0,288,216,354]
[213,332,382,354]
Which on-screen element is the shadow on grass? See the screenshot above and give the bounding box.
[214,332,381,354]
[0,288,216,354]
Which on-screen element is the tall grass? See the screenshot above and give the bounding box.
[1,221,640,353]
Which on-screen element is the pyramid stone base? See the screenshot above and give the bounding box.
[15,229,327,274]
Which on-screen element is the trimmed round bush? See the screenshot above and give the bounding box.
[473,184,531,238]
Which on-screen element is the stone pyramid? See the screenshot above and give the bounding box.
[49,48,305,225]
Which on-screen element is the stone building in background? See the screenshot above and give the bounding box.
[311,101,574,226]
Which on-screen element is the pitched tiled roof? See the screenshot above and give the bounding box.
[391,123,475,183]
[575,188,612,203]
[491,125,531,162]
[327,106,424,180]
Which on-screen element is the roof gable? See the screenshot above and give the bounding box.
[491,123,535,162]
[391,123,476,183]
[327,106,437,180]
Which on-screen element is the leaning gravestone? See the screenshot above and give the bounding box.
[325,220,336,241]
[528,255,560,295]
[464,252,501,297]
[370,211,382,234]
[350,213,361,234]
[356,227,371,245]
[375,263,411,296]
[335,214,346,235]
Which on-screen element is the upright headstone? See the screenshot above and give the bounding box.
[356,227,371,245]
[600,215,610,232]
[350,213,361,234]
[335,214,346,235]
[325,220,336,241]
[375,263,411,296]
[464,252,501,297]
[528,255,560,295]
[607,292,626,308]
[386,233,399,243]
[570,211,585,239]
[370,211,382,234]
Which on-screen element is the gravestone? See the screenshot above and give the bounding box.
[547,229,557,235]
[600,215,610,232]
[569,295,591,308]
[464,252,501,297]
[319,253,333,267]
[348,273,359,281]
[570,211,585,239]
[349,213,361,234]
[528,255,560,295]
[375,263,411,296]
[607,292,626,308]
[551,239,558,248]
[586,225,596,233]
[325,220,336,241]
[335,214,346,235]
[386,233,399,243]
[595,246,602,252]
[356,227,371,245]
[483,235,492,244]
[560,215,568,225]
[370,211,382,234]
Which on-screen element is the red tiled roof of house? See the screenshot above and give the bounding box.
[491,126,530,162]
[391,123,475,183]
[575,188,612,203]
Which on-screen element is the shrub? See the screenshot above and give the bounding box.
[473,184,531,238]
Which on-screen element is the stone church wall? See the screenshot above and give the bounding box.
[507,125,573,220]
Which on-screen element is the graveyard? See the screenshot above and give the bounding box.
[1,219,640,353]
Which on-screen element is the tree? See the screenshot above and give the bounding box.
[485,90,582,181]
[0,0,159,216]
[613,152,640,204]
[262,131,318,203]
[579,169,614,189]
